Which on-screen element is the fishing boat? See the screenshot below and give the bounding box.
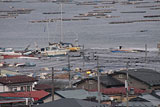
[49,42,81,52]
[40,43,68,57]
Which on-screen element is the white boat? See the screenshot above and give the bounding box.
[0,48,22,55]
[40,43,68,57]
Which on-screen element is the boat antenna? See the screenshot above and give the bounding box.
[47,19,50,43]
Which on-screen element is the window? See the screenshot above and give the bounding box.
[21,87,24,91]
[118,74,124,79]
[46,47,50,51]
[27,86,30,91]
[12,87,17,91]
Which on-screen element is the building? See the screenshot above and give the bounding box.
[0,75,37,92]
[111,69,160,91]
[37,89,110,104]
[73,75,124,90]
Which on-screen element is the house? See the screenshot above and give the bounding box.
[0,75,37,92]
[37,89,110,104]
[34,98,109,107]
[73,75,124,90]
[111,68,160,91]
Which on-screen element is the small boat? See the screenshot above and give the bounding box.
[40,43,68,57]
[58,42,81,52]
[15,62,36,67]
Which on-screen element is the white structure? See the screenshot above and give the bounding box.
[0,75,37,92]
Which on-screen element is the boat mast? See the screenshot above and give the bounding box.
[60,3,63,42]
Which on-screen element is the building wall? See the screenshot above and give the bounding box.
[112,74,149,90]
[0,82,36,92]
[76,80,106,90]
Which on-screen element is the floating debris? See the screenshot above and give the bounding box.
[43,12,65,14]
[0,0,21,2]
[76,2,98,5]
[0,9,34,14]
[120,11,146,13]
[136,5,160,8]
[144,15,160,18]
[96,15,120,18]
[150,7,160,10]
[109,19,160,24]
[0,14,18,18]
[29,18,89,23]
[94,6,111,8]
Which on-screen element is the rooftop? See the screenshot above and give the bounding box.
[114,68,160,86]
[0,90,49,101]
[34,98,109,107]
[0,75,37,85]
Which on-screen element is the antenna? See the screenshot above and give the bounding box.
[60,3,63,42]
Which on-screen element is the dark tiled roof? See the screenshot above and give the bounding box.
[101,87,145,95]
[34,84,52,90]
[94,75,124,87]
[115,69,160,86]
[74,75,124,87]
[0,75,37,85]
[34,98,109,107]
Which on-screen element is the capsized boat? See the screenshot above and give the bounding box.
[40,43,68,57]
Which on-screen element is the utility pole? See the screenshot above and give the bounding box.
[96,56,101,104]
[125,62,129,107]
[82,45,85,70]
[52,67,54,101]
[145,44,147,63]
[68,53,72,88]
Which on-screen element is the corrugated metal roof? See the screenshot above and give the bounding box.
[56,89,110,100]
[35,98,109,107]
[139,94,160,106]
